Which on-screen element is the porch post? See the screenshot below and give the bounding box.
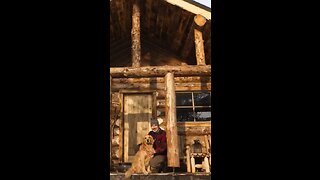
[165,72,180,167]
[194,14,207,66]
[110,75,112,166]
[131,0,141,68]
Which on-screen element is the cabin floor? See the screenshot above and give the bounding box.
[110,172,211,180]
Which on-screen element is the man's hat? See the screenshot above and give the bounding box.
[150,118,159,126]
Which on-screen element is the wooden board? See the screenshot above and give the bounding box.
[123,93,153,162]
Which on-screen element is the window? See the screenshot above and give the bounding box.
[176,91,211,122]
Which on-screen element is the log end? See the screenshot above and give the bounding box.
[194,14,207,27]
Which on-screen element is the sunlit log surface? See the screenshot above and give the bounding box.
[110,65,211,78]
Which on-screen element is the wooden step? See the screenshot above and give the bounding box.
[110,172,211,180]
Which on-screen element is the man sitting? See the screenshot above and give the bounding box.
[148,118,167,173]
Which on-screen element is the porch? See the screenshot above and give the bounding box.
[110,172,211,180]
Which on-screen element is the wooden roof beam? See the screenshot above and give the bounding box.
[110,65,211,78]
[164,0,211,20]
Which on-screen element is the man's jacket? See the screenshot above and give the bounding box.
[148,128,167,156]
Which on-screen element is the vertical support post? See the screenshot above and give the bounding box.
[203,156,210,173]
[191,156,196,173]
[208,134,211,166]
[119,93,124,162]
[110,75,112,167]
[194,14,207,66]
[131,0,141,68]
[165,72,180,167]
[204,135,210,153]
[186,145,191,172]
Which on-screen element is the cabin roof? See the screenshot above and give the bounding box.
[110,0,211,66]
[165,0,211,19]
[186,0,211,10]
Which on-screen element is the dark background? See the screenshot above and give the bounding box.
[2,0,109,179]
[1,0,317,179]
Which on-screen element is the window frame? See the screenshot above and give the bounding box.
[176,90,211,122]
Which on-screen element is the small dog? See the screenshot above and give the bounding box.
[125,135,155,179]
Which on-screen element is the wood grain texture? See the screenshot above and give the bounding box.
[123,93,153,162]
[131,1,141,67]
[194,29,206,65]
[165,73,180,167]
[110,65,211,78]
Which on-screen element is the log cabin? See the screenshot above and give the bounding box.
[110,0,211,175]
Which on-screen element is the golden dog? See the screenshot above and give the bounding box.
[124,135,155,179]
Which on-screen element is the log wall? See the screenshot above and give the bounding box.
[111,92,121,164]
[110,77,211,164]
[110,0,212,166]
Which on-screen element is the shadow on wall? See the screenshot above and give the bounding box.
[110,41,195,67]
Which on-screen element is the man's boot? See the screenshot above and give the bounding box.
[160,162,167,173]
[150,167,158,173]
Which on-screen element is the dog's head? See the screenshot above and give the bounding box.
[144,135,154,145]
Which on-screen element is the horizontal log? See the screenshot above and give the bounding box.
[111,146,120,159]
[112,83,165,90]
[112,82,211,91]
[112,153,120,159]
[111,92,120,102]
[156,90,166,99]
[110,108,119,115]
[113,77,162,84]
[112,87,158,92]
[177,126,211,135]
[115,119,121,127]
[177,122,211,127]
[157,99,166,108]
[112,76,211,84]
[112,136,120,146]
[113,127,120,135]
[157,107,166,112]
[110,65,211,78]
[174,85,211,91]
[155,82,211,98]
[175,83,211,91]
[159,121,167,131]
[157,110,165,117]
[110,118,121,128]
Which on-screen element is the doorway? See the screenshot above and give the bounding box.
[122,92,155,162]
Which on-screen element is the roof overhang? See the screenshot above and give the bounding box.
[164,0,211,20]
